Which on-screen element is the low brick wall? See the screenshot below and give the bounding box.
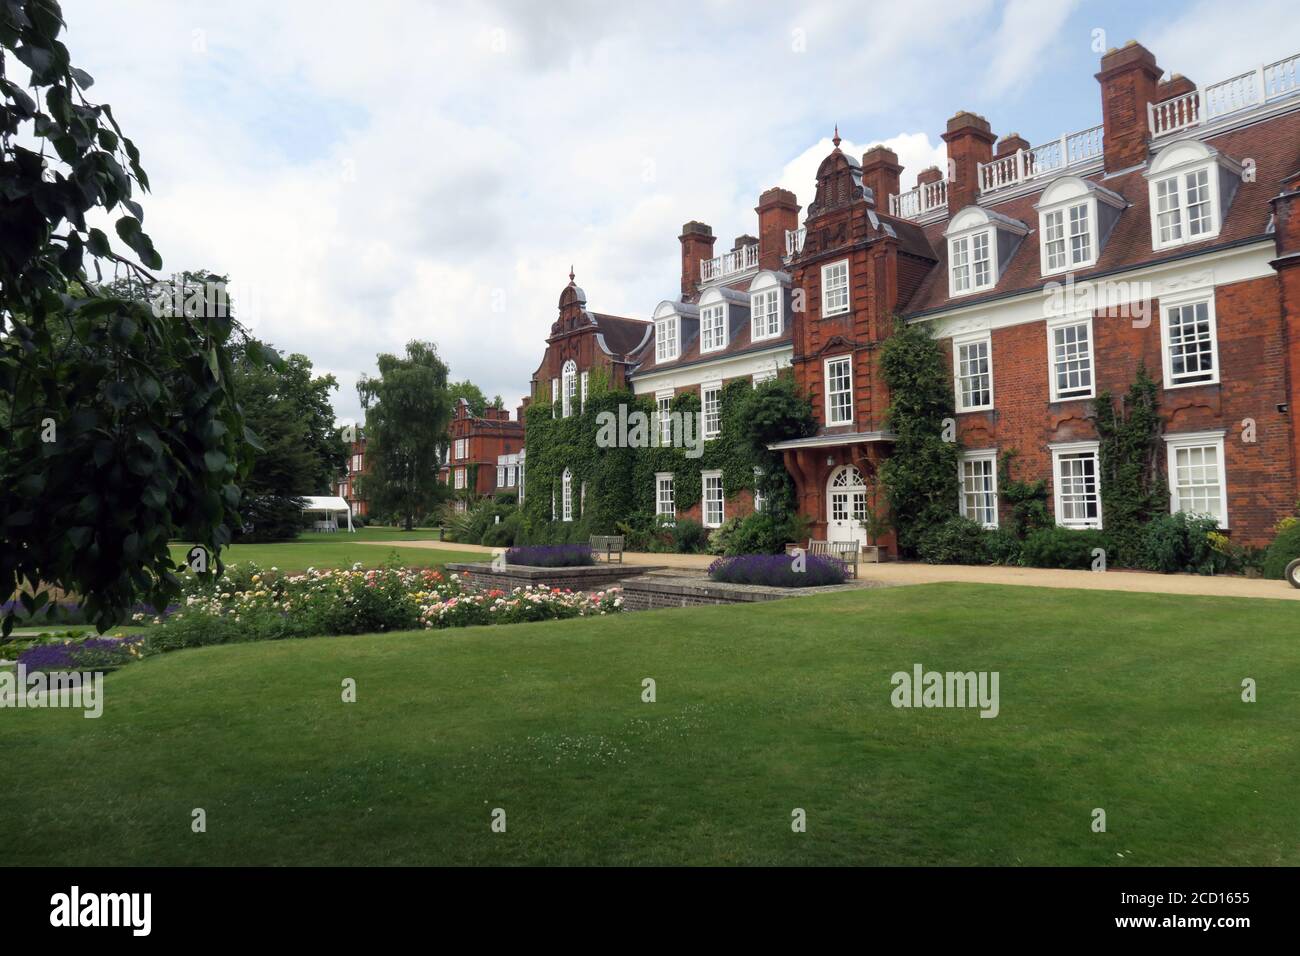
[619,574,875,610]
[444,562,664,593]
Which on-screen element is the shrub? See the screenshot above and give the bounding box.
[1019,526,1113,570]
[708,553,847,588]
[505,544,594,567]
[707,517,743,555]
[1135,513,1227,575]
[18,632,147,671]
[1263,521,1300,580]
[481,512,522,548]
[724,512,791,556]
[916,517,991,565]
[673,519,708,554]
[985,527,1023,566]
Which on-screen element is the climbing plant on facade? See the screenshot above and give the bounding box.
[1093,363,1167,567]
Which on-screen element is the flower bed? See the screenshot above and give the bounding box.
[505,544,595,567]
[708,553,848,588]
[143,562,621,653]
[17,632,146,671]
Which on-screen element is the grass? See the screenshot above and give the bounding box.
[2,582,1297,866]
[167,527,484,572]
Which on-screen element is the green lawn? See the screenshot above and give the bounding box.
[2,583,1297,866]
[168,527,484,572]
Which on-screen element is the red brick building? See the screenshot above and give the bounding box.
[527,41,1300,552]
[336,434,368,517]
[440,399,525,510]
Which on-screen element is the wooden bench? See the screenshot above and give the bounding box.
[800,539,859,578]
[590,534,624,563]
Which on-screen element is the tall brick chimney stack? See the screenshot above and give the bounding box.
[755,187,800,270]
[941,111,996,212]
[1095,40,1163,173]
[860,146,903,214]
[678,221,715,299]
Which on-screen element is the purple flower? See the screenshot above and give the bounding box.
[708,553,847,588]
[505,544,595,568]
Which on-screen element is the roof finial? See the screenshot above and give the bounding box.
[568,264,575,283]
[832,124,841,149]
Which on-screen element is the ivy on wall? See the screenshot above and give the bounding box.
[521,372,812,534]
[1093,363,1167,566]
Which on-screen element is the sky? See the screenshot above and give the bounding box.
[50,0,1300,427]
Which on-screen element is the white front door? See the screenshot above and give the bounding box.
[827,465,868,549]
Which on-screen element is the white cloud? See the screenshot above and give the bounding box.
[982,0,1081,99]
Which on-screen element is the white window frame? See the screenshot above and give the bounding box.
[821,260,850,317]
[550,377,559,417]
[750,287,782,340]
[454,438,467,460]
[752,466,766,513]
[655,472,675,522]
[497,465,505,487]
[561,468,573,522]
[1164,431,1228,528]
[751,369,777,388]
[580,370,589,412]
[655,389,674,445]
[1050,440,1103,530]
[702,469,724,528]
[958,449,999,529]
[953,331,994,413]
[948,228,994,297]
[655,316,680,362]
[561,360,577,418]
[700,302,727,353]
[1046,314,1095,402]
[454,467,466,490]
[824,355,853,426]
[1038,200,1096,275]
[1159,289,1220,389]
[701,381,722,439]
[1148,163,1222,251]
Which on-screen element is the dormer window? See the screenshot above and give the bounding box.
[1145,139,1240,252]
[655,315,679,362]
[748,270,787,341]
[945,207,1028,298]
[700,302,727,352]
[1035,177,1125,277]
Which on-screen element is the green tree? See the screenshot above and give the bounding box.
[356,340,452,530]
[878,317,960,556]
[447,380,489,417]
[1,2,257,633]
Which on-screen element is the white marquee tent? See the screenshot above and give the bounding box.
[301,495,355,532]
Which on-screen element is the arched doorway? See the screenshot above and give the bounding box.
[826,464,867,547]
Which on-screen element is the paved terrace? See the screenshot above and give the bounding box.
[362,540,1300,602]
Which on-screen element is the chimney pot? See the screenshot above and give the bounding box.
[941,111,997,212]
[755,187,801,270]
[1095,40,1162,173]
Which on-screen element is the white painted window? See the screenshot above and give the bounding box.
[701,303,727,352]
[753,467,766,513]
[702,470,724,528]
[1165,431,1228,526]
[562,360,577,417]
[954,333,993,412]
[1051,442,1102,529]
[1047,316,1094,401]
[455,467,466,490]
[1041,203,1093,274]
[454,438,467,460]
[824,355,853,425]
[580,370,588,411]
[561,468,573,522]
[950,230,993,295]
[751,369,777,388]
[351,454,362,472]
[656,389,674,445]
[701,382,722,439]
[656,316,679,362]
[751,288,781,339]
[550,377,559,417]
[339,482,348,498]
[1146,144,1227,252]
[1160,293,1219,388]
[655,473,675,522]
[959,450,998,529]
[497,466,505,487]
[821,260,849,316]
